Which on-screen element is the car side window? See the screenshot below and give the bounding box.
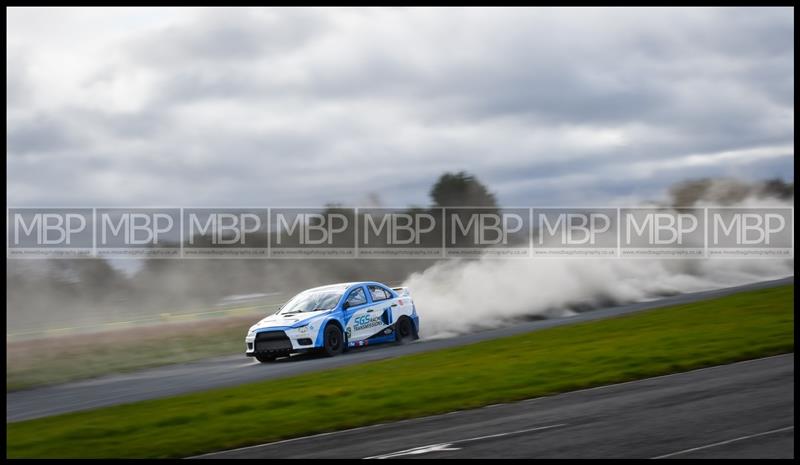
[346,288,367,307]
[369,285,390,302]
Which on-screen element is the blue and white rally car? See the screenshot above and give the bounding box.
[245,281,419,362]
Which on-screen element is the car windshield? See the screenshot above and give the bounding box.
[279,289,343,314]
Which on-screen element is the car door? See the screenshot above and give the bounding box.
[364,285,395,337]
[342,286,375,343]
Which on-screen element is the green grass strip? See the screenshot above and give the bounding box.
[7,284,794,458]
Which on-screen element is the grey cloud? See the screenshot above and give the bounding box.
[6,7,794,209]
[129,8,330,66]
[7,116,85,154]
[6,51,33,109]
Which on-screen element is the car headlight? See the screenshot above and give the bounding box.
[296,324,309,334]
[247,329,255,337]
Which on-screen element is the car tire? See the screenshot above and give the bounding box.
[395,317,414,344]
[255,354,276,363]
[322,325,344,357]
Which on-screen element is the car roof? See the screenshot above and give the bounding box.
[304,281,389,293]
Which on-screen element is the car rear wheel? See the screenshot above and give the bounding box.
[395,317,414,344]
[255,354,276,363]
[322,325,344,357]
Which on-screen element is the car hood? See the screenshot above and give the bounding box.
[251,309,330,331]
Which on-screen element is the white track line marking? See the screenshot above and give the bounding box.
[651,426,795,459]
[366,443,461,459]
[363,424,566,459]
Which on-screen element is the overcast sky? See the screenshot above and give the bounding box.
[6,7,794,208]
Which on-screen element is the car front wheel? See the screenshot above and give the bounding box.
[322,325,344,357]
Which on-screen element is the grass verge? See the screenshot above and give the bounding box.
[7,284,794,458]
[6,315,257,391]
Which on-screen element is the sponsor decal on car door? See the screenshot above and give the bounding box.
[349,302,387,342]
[343,286,375,343]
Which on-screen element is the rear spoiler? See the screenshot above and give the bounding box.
[392,287,411,297]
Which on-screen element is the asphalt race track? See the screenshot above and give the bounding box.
[6,277,793,423]
[195,354,794,459]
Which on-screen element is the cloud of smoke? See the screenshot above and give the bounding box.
[404,256,793,339]
[404,179,794,339]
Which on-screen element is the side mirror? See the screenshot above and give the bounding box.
[342,301,351,310]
